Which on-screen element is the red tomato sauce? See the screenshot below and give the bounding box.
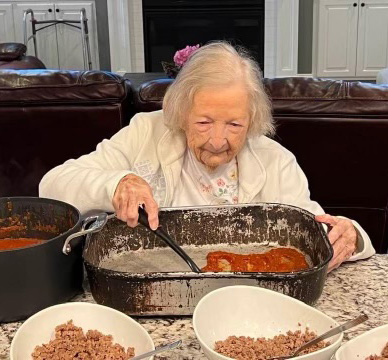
[202,247,309,272]
[0,238,45,251]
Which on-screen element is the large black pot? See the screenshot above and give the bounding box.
[0,197,83,323]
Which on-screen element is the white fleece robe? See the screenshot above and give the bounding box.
[39,110,375,261]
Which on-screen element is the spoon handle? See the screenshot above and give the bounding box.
[131,340,182,360]
[294,314,368,355]
[155,227,202,273]
[138,207,202,273]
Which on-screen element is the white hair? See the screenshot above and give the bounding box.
[163,41,275,137]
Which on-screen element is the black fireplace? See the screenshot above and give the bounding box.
[143,0,265,72]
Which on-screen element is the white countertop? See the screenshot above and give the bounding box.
[1,255,388,360]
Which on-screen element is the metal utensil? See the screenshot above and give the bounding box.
[131,339,182,360]
[267,314,368,360]
[138,207,202,273]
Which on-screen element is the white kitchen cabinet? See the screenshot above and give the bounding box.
[0,1,98,70]
[356,1,388,76]
[54,2,98,70]
[314,0,388,78]
[13,3,58,68]
[0,3,16,42]
[315,0,358,77]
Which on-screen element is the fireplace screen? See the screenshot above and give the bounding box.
[143,0,265,73]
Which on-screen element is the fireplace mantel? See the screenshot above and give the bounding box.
[106,0,299,78]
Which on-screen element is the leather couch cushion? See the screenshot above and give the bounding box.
[273,115,388,208]
[0,70,132,198]
[323,206,387,253]
[135,77,388,115]
[0,70,129,104]
[0,56,46,70]
[135,79,171,112]
[0,43,27,61]
[0,106,124,197]
[264,77,388,115]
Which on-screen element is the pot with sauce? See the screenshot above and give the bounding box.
[0,197,83,323]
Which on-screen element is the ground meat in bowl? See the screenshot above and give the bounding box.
[31,320,135,360]
[365,341,388,359]
[214,329,330,360]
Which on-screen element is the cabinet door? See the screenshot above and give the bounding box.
[356,0,388,77]
[13,3,58,68]
[55,2,99,70]
[316,0,358,77]
[0,3,15,42]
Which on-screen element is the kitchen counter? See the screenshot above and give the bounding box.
[1,254,387,360]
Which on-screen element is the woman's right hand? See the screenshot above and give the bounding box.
[113,174,159,230]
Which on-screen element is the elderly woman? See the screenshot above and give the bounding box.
[39,42,375,272]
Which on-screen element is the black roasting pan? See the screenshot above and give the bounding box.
[83,203,333,316]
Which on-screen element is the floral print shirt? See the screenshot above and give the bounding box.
[172,149,239,207]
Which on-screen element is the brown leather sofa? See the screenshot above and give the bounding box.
[132,77,388,254]
[0,69,387,253]
[0,70,132,197]
[0,43,46,69]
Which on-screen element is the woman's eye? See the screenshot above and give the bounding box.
[230,123,241,127]
[197,121,210,125]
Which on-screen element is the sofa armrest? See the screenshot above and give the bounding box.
[0,43,27,61]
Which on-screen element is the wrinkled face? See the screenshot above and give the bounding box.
[185,82,250,170]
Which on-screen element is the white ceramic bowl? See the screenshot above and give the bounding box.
[335,323,388,359]
[10,302,155,360]
[193,285,343,360]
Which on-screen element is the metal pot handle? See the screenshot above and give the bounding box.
[62,213,115,255]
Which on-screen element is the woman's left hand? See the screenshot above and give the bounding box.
[315,214,357,272]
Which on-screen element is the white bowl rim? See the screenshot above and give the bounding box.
[335,323,388,358]
[192,285,343,360]
[10,302,155,355]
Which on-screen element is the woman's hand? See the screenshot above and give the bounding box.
[113,174,159,230]
[315,214,357,272]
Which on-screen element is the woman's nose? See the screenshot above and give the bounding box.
[208,124,228,150]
